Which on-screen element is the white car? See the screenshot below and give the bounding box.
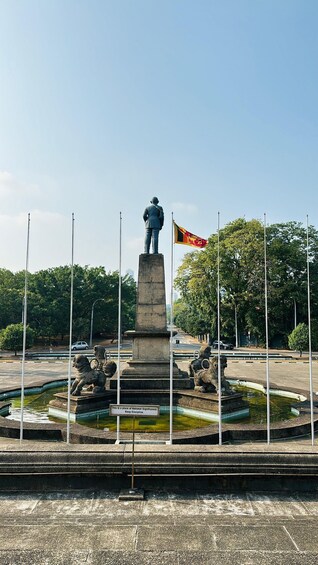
[71,341,89,351]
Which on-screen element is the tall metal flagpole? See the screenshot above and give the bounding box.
[264,213,270,444]
[306,215,314,445]
[217,211,222,445]
[116,212,122,443]
[169,213,174,445]
[20,213,31,443]
[66,213,75,445]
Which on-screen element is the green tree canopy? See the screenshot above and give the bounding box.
[0,266,136,343]
[0,323,35,355]
[174,219,318,347]
[288,323,309,357]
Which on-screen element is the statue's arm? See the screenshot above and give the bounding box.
[159,207,164,228]
[143,208,149,222]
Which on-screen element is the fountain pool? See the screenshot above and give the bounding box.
[5,381,304,433]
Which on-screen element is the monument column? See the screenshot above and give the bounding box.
[132,253,170,362]
[116,253,184,387]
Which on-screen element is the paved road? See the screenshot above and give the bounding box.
[1,355,317,395]
[0,489,318,564]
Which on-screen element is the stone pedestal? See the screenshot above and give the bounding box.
[48,391,116,422]
[110,253,190,390]
[175,390,249,422]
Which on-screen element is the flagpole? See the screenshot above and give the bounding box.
[217,211,222,446]
[264,213,270,445]
[169,213,174,445]
[116,211,122,443]
[306,215,314,445]
[20,213,30,444]
[66,213,75,445]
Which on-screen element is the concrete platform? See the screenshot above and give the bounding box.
[1,486,318,563]
[1,439,318,493]
[1,357,318,561]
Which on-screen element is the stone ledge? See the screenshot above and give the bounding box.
[1,445,318,488]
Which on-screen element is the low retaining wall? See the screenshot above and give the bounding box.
[0,401,318,445]
[1,443,318,492]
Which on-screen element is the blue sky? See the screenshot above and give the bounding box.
[0,0,317,282]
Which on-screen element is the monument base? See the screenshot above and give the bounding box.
[48,391,116,422]
[175,390,249,421]
[120,359,180,378]
[107,388,249,422]
[110,359,193,390]
[110,376,193,390]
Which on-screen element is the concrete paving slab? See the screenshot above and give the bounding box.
[2,549,318,565]
[0,524,136,551]
[89,551,178,565]
[0,550,90,565]
[91,495,143,517]
[0,490,317,562]
[136,524,217,551]
[196,493,254,515]
[0,493,41,515]
[141,498,175,516]
[285,523,318,551]
[247,493,308,516]
[293,492,318,515]
[213,524,295,551]
[34,490,95,515]
[178,551,318,565]
[168,499,201,516]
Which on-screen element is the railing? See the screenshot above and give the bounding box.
[10,350,295,361]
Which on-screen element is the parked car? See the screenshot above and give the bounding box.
[211,340,234,350]
[71,341,89,351]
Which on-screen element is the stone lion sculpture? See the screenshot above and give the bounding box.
[91,345,117,378]
[189,345,233,394]
[71,349,117,396]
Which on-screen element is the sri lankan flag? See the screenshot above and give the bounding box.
[174,222,208,248]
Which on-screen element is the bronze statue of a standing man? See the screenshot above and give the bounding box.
[143,196,164,254]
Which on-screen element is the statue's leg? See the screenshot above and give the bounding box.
[144,229,152,253]
[73,379,85,396]
[70,379,78,394]
[152,228,159,254]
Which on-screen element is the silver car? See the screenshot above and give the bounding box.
[71,341,89,351]
[212,340,234,350]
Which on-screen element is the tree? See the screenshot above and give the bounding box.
[174,218,318,347]
[174,218,265,342]
[288,323,309,357]
[0,323,35,355]
[0,269,25,328]
[21,266,136,342]
[0,266,137,344]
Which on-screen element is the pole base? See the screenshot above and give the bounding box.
[118,488,145,501]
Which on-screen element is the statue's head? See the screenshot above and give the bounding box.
[211,354,227,370]
[151,196,159,204]
[199,345,211,358]
[73,354,90,371]
[94,345,106,361]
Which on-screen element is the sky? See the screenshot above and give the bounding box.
[0,0,317,284]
